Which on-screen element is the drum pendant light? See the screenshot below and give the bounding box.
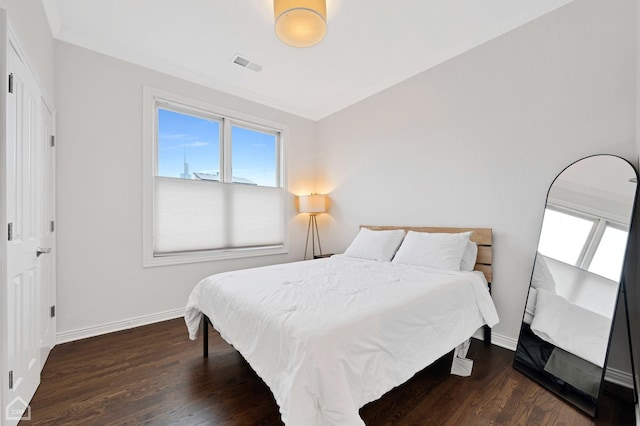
[274,0,327,48]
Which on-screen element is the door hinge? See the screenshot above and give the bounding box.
[50,135,55,147]
[50,305,56,318]
[9,370,13,389]
[50,220,55,233]
[8,73,13,94]
[8,223,13,241]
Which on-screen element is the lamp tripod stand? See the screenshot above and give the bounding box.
[298,193,327,259]
[304,213,323,260]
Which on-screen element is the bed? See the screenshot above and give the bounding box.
[185,226,498,426]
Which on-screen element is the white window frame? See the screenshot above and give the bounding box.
[142,87,288,267]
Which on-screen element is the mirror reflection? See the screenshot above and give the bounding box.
[514,155,638,417]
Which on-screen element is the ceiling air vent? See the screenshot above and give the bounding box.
[231,54,263,72]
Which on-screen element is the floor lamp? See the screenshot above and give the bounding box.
[299,194,326,259]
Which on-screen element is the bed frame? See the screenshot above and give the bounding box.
[202,226,494,357]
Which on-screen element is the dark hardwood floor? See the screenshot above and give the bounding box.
[25,318,635,425]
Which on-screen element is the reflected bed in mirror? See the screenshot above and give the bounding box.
[513,155,639,417]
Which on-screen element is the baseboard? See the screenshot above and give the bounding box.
[472,329,517,351]
[491,333,518,351]
[56,308,184,344]
[605,367,635,389]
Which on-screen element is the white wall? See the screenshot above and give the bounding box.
[54,41,318,339]
[315,0,637,369]
[0,0,54,101]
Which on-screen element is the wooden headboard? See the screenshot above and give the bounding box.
[361,226,493,284]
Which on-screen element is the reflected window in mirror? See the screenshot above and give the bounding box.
[538,208,595,265]
[588,225,628,280]
[538,205,628,282]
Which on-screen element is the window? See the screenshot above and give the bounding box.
[588,225,628,281]
[537,209,595,265]
[538,205,628,281]
[143,88,287,266]
[231,125,278,187]
[157,108,221,179]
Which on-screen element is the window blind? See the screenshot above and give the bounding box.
[154,177,284,254]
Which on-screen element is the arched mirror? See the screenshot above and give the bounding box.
[513,154,638,417]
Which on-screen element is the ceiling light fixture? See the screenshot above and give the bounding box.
[274,0,327,48]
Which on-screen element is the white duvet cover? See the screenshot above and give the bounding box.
[530,288,609,367]
[185,255,498,426]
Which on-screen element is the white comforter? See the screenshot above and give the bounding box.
[185,255,499,426]
[530,288,610,367]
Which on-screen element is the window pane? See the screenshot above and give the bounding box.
[538,209,594,265]
[157,108,220,179]
[231,126,277,187]
[588,226,628,281]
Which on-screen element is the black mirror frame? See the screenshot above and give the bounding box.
[513,154,639,417]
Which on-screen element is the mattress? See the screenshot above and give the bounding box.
[185,255,499,425]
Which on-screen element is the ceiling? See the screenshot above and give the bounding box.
[42,0,574,121]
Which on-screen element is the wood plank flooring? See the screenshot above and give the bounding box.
[26,318,635,425]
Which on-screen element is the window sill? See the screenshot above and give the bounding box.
[143,245,288,268]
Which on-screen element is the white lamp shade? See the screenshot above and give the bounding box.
[274,0,327,48]
[299,194,326,214]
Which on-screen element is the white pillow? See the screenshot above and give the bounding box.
[531,253,556,293]
[343,228,405,262]
[460,240,478,272]
[392,231,471,271]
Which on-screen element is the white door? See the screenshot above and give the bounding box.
[38,100,55,367]
[4,41,51,424]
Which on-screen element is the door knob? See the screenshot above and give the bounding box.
[36,247,51,257]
